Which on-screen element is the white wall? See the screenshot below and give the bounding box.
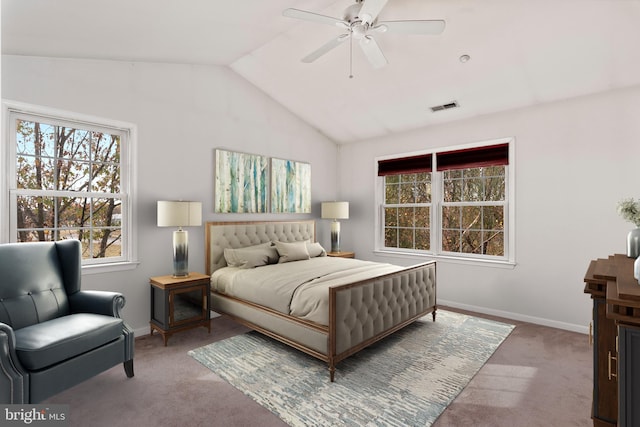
[338,86,640,332]
[1,55,338,335]
[4,54,640,335]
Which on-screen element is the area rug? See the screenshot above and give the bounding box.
[188,310,514,427]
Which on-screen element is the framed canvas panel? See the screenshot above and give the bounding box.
[271,158,311,213]
[215,149,269,213]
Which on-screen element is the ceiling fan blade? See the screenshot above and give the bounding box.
[283,8,344,27]
[377,20,446,35]
[358,0,388,25]
[359,36,388,69]
[302,34,350,63]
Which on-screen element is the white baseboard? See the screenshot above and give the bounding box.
[133,304,588,338]
[438,299,589,335]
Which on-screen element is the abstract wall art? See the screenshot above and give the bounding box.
[214,149,269,213]
[270,158,311,213]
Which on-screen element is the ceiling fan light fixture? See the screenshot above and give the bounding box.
[352,24,368,39]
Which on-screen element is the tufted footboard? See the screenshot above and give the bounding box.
[327,261,437,381]
[206,220,437,381]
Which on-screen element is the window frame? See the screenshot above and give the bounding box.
[2,100,139,273]
[375,137,515,266]
[382,172,432,251]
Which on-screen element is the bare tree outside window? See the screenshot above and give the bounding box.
[379,143,511,261]
[441,166,506,256]
[383,172,431,250]
[14,118,123,261]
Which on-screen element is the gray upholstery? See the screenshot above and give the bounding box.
[207,220,437,381]
[206,220,315,274]
[0,240,134,403]
[334,263,436,354]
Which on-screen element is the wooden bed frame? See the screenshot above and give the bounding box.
[205,220,437,381]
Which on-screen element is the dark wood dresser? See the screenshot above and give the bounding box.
[584,254,640,427]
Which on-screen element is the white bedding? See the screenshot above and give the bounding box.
[211,257,403,326]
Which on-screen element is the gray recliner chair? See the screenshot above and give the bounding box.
[0,239,134,403]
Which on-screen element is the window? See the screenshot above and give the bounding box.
[379,154,432,251]
[3,103,137,269]
[377,139,513,263]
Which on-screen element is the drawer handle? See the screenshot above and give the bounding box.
[608,351,618,381]
[589,322,593,347]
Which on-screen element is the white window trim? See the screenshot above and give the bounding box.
[1,100,139,273]
[374,137,516,267]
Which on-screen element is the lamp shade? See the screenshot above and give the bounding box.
[157,201,202,227]
[321,202,349,220]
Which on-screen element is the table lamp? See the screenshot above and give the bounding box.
[157,201,202,277]
[321,201,349,253]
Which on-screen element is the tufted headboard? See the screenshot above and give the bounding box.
[205,220,316,275]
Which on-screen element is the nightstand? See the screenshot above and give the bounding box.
[327,251,355,258]
[149,272,211,346]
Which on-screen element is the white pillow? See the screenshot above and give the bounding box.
[224,242,278,269]
[274,241,310,263]
[306,241,327,258]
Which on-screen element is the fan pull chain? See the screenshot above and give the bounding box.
[349,34,354,79]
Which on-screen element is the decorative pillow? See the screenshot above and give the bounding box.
[275,241,310,263]
[306,241,327,258]
[224,242,279,269]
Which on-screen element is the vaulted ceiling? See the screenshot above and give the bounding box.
[3,0,640,143]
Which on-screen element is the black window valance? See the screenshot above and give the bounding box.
[378,143,509,176]
[436,143,509,171]
[377,154,432,176]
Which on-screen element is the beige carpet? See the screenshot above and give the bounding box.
[44,307,592,427]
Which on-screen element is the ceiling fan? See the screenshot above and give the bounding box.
[283,0,445,74]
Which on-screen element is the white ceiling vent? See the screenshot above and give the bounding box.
[430,101,459,112]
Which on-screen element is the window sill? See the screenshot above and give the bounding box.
[372,250,516,269]
[82,261,140,275]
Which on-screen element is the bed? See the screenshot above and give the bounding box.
[205,220,436,381]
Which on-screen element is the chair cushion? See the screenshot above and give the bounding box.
[14,313,124,371]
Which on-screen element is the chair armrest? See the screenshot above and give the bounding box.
[68,290,126,318]
[0,322,29,403]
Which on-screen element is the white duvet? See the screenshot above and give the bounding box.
[211,257,402,326]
